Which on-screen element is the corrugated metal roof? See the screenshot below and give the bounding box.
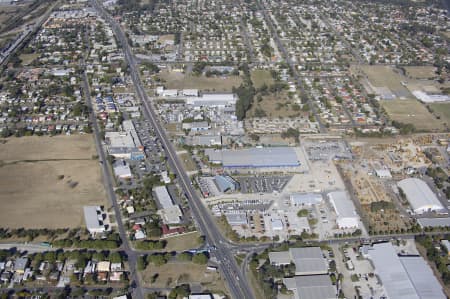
[206,147,300,168]
[154,186,174,209]
[328,191,357,218]
[398,178,443,213]
[283,275,336,299]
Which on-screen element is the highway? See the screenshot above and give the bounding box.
[90,1,255,298]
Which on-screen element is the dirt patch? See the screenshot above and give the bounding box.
[381,99,445,132]
[0,135,106,229]
[159,70,242,92]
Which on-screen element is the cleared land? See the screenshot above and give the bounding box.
[360,65,412,98]
[179,152,197,172]
[248,92,301,118]
[163,231,202,252]
[19,53,39,65]
[141,262,227,293]
[159,70,242,92]
[0,135,106,228]
[381,99,445,131]
[429,102,450,126]
[250,69,274,89]
[403,66,437,79]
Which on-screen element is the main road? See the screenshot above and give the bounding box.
[81,57,143,299]
[90,1,255,298]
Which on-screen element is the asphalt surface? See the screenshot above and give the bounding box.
[81,58,143,299]
[90,1,255,298]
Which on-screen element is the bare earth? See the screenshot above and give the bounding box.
[0,135,106,229]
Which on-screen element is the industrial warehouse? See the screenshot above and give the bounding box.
[397,178,445,214]
[205,147,303,170]
[367,242,446,299]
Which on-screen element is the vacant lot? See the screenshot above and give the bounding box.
[361,65,412,98]
[19,53,39,65]
[381,99,445,132]
[141,262,227,293]
[248,92,301,118]
[159,70,242,92]
[163,232,202,251]
[0,135,106,228]
[403,66,437,79]
[429,102,450,126]
[250,69,274,89]
[179,152,197,172]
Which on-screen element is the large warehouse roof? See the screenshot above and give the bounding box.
[206,147,300,168]
[290,193,323,206]
[328,191,357,218]
[397,178,443,214]
[368,242,445,299]
[83,206,104,233]
[153,186,174,209]
[269,247,328,275]
[283,275,336,299]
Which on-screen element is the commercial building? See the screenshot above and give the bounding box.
[327,191,359,229]
[283,275,336,299]
[83,206,106,234]
[205,147,300,168]
[367,242,445,299]
[113,160,132,179]
[290,193,323,206]
[397,178,444,214]
[186,93,237,107]
[269,247,328,276]
[154,186,182,224]
[418,217,450,228]
[214,175,238,193]
[225,213,248,226]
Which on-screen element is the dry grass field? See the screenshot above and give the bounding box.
[250,69,274,88]
[141,262,227,293]
[248,91,300,118]
[429,102,450,126]
[159,70,242,92]
[0,135,106,228]
[381,99,445,131]
[179,152,197,172]
[361,65,412,98]
[403,66,437,79]
[163,232,202,252]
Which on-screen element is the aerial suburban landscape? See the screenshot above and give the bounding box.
[0,0,449,298]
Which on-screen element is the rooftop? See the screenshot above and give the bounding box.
[283,275,336,299]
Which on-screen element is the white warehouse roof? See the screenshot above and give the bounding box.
[327,191,359,229]
[205,147,300,168]
[283,275,336,299]
[397,178,444,214]
[153,186,174,209]
[368,242,445,299]
[290,193,323,206]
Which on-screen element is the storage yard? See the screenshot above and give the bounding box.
[0,135,106,228]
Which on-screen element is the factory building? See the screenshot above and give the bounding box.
[205,147,300,168]
[327,191,359,229]
[367,242,445,299]
[83,206,106,234]
[397,178,444,214]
